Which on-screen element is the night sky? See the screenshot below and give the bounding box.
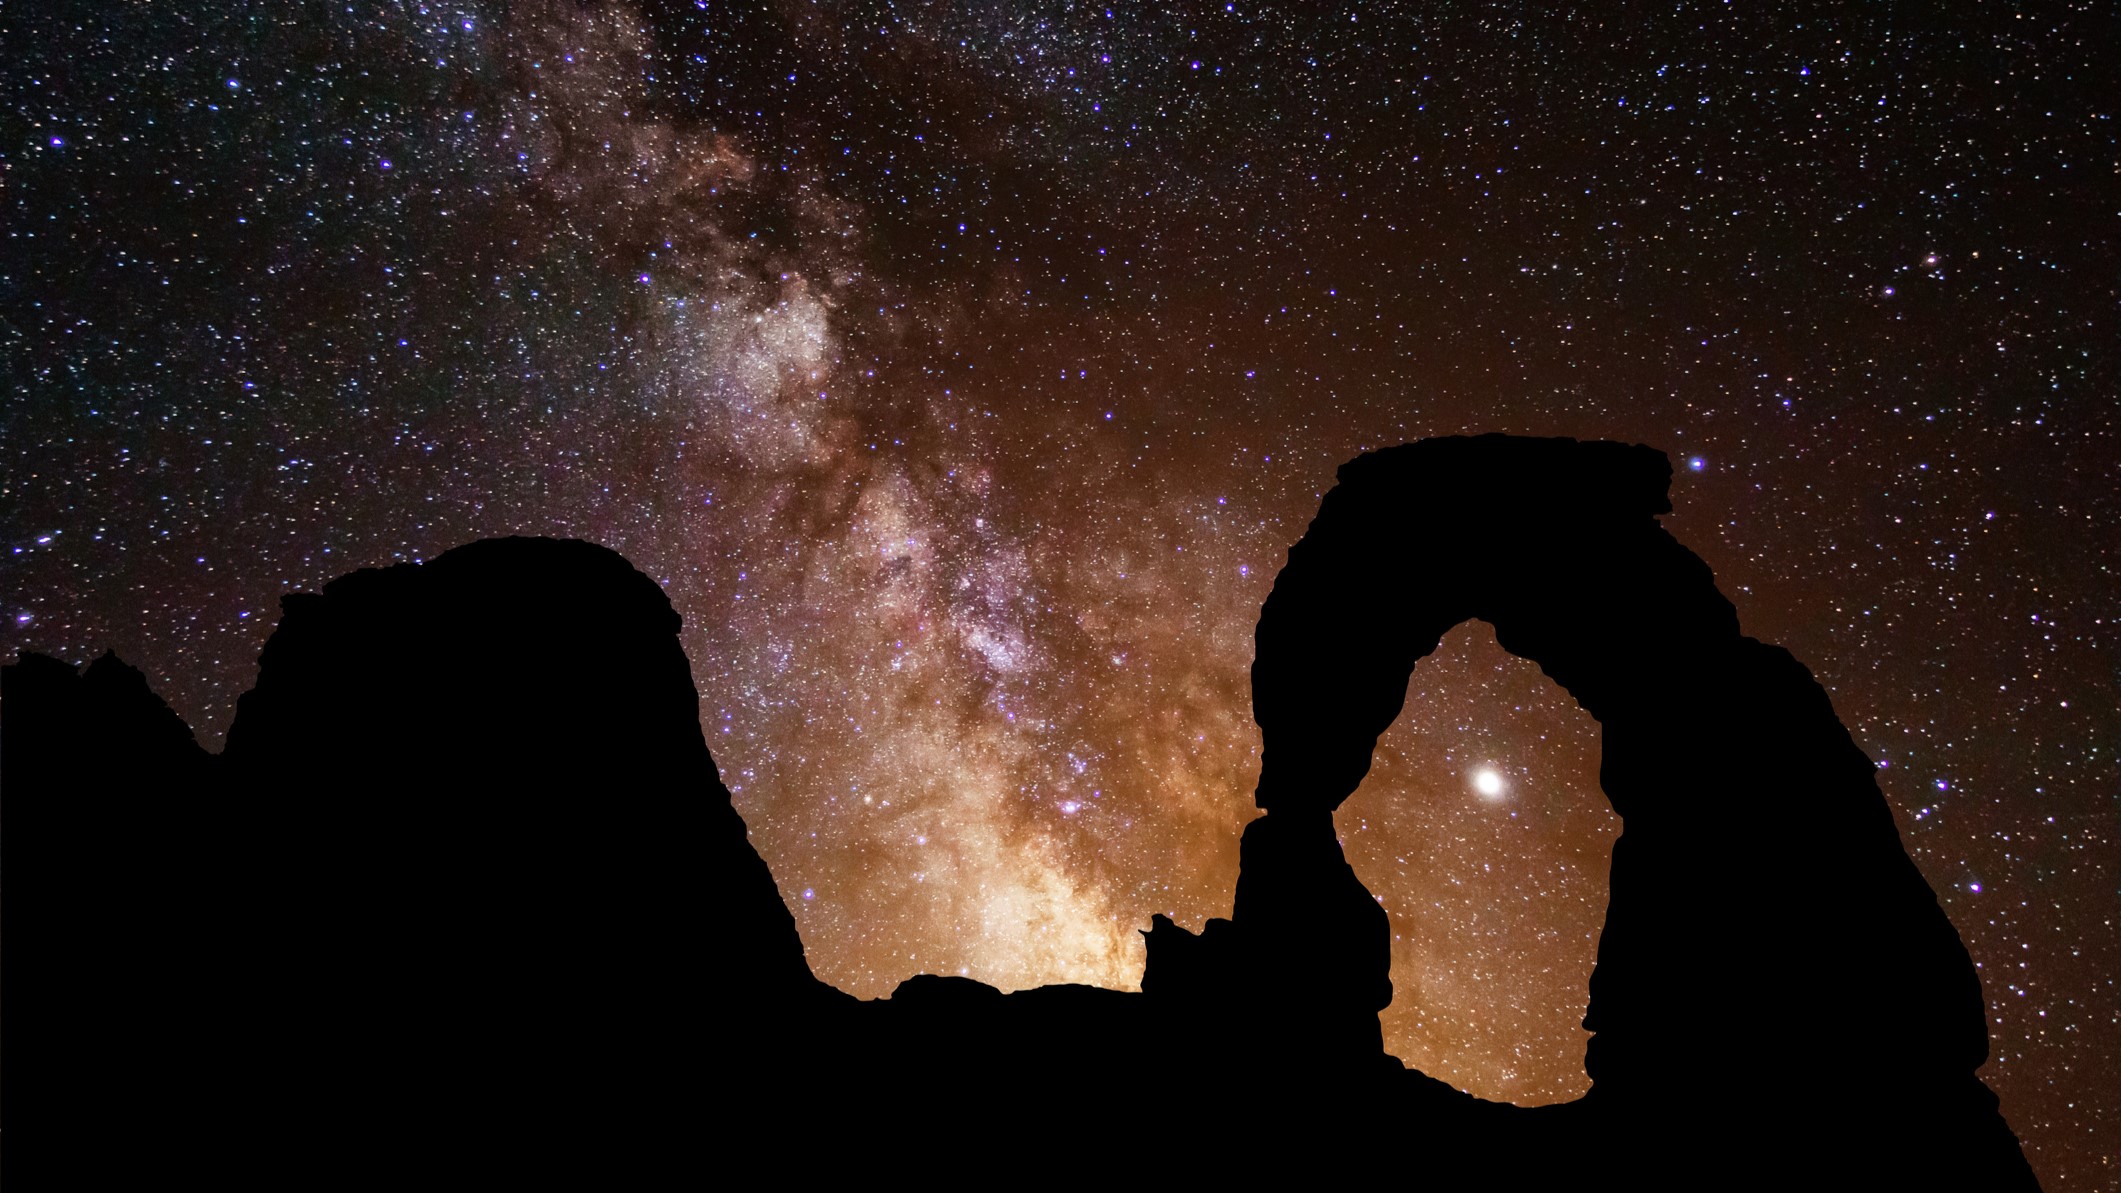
[5,1,2114,1182]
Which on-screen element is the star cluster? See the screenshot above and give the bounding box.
[3,1,2112,1181]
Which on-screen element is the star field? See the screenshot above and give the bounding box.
[3,2,2113,1182]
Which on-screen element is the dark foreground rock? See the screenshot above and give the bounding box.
[1246,434,2037,1185]
[4,439,2038,1187]
[8,538,849,1180]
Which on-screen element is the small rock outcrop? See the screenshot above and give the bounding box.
[1140,808,1395,1078]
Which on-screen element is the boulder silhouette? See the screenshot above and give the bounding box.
[3,440,2039,1186]
[215,538,846,1162]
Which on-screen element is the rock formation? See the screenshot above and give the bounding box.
[3,441,2040,1186]
[3,650,215,1168]
[9,538,847,1179]
[1248,434,2035,1185]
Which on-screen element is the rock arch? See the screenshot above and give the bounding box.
[1245,435,2031,1180]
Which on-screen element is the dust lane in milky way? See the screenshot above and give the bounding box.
[4,2,2111,1181]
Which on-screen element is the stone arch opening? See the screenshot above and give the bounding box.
[1334,618,1614,1106]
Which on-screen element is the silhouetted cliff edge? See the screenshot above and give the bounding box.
[4,439,2040,1187]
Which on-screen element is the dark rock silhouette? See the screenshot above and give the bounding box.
[8,538,847,1179]
[1140,807,1396,1081]
[209,538,851,1164]
[3,650,214,1165]
[3,440,2038,1186]
[1248,434,2036,1185]
[221,536,818,1008]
